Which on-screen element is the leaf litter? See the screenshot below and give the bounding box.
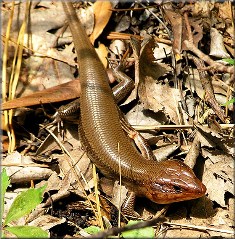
[1,1,234,238]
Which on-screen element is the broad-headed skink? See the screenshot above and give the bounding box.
[62,2,206,204]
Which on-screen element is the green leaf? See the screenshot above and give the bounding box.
[5,226,49,238]
[222,58,235,65]
[221,98,235,106]
[4,184,47,225]
[1,168,10,216]
[84,225,101,234]
[121,220,155,239]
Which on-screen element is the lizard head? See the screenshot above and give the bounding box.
[141,160,206,204]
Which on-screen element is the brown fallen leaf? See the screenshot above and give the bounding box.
[196,124,233,154]
[36,123,93,192]
[190,56,227,123]
[191,1,215,17]
[28,215,66,231]
[90,1,112,45]
[210,28,230,58]
[153,144,179,162]
[217,1,233,23]
[139,77,188,124]
[185,68,233,111]
[163,6,203,60]
[2,79,81,110]
[138,38,190,124]
[163,8,183,58]
[202,148,234,207]
[95,43,109,68]
[3,151,53,183]
[184,133,201,168]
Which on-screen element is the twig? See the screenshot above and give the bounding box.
[163,222,234,235]
[184,40,234,74]
[184,133,200,168]
[132,124,234,131]
[139,2,172,40]
[183,12,234,74]
[85,207,167,238]
[190,55,227,123]
[107,32,172,45]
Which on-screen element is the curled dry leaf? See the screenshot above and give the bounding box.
[202,149,234,207]
[185,69,233,111]
[210,28,230,58]
[186,18,203,48]
[193,124,234,207]
[111,181,128,209]
[163,8,182,57]
[184,134,201,168]
[217,1,233,23]
[95,43,109,68]
[139,38,187,124]
[196,124,234,154]
[2,80,81,110]
[40,124,93,192]
[5,167,53,184]
[163,6,203,58]
[3,152,53,183]
[153,43,172,60]
[139,76,188,124]
[28,215,66,231]
[89,1,112,44]
[153,144,179,162]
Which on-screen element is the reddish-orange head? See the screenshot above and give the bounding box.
[139,160,206,204]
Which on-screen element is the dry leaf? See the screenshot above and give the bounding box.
[90,1,112,44]
[163,8,183,56]
[114,15,131,32]
[153,43,172,60]
[210,28,230,58]
[196,124,234,154]
[2,80,81,110]
[202,149,234,207]
[217,1,233,23]
[138,38,190,124]
[192,1,214,17]
[95,43,109,68]
[126,102,168,127]
[3,152,53,183]
[76,5,94,36]
[153,144,179,162]
[111,181,128,209]
[2,2,78,101]
[28,215,66,231]
[185,69,233,111]
[139,77,187,124]
[2,2,65,49]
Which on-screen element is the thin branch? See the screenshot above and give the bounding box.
[86,207,168,238]
[183,12,234,74]
[132,124,234,131]
[163,222,234,235]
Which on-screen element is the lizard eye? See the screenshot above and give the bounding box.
[173,185,182,193]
